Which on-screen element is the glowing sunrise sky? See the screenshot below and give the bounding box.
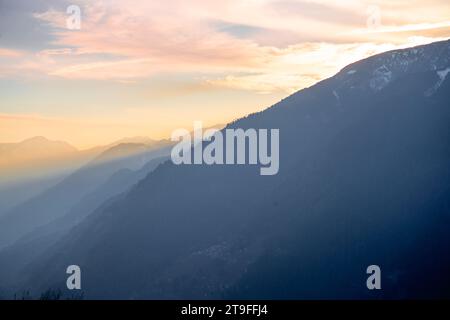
[0,0,449,148]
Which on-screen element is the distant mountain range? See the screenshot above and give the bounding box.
[0,136,78,179]
[1,40,449,299]
[0,136,173,215]
[0,138,173,249]
[0,136,77,157]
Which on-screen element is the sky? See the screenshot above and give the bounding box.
[0,0,449,148]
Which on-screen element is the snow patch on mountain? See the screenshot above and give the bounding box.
[336,40,450,95]
[370,65,392,91]
[332,90,340,104]
[437,67,450,81]
[425,67,450,96]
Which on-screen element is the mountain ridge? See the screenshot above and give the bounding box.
[2,39,450,299]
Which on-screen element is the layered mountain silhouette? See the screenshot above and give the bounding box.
[0,155,169,294]
[0,140,172,250]
[0,137,79,218]
[1,40,450,299]
[0,136,78,181]
[0,136,77,163]
[0,136,171,216]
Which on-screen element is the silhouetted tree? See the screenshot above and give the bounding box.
[39,288,62,300]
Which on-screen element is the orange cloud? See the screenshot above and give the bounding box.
[2,0,449,91]
[0,48,25,58]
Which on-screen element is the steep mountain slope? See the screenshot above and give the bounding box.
[0,175,65,218]
[10,39,450,299]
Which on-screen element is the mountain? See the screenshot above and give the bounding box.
[0,136,168,179]
[0,136,78,175]
[0,141,172,250]
[0,156,169,293]
[5,39,450,299]
[0,136,78,182]
[0,136,169,218]
[0,175,65,218]
[0,136,77,159]
[0,137,80,216]
[108,136,161,146]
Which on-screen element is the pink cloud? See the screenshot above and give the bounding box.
[3,0,448,91]
[0,48,25,58]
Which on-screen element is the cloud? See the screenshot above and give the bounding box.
[48,58,156,79]
[0,0,448,148]
[0,48,25,58]
[347,21,450,35]
[1,0,449,92]
[204,39,439,94]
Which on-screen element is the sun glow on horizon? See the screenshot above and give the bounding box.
[1,0,449,147]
